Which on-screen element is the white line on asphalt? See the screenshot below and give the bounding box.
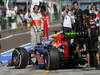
[20,43,31,47]
[0,32,30,41]
[1,43,31,55]
[0,49,14,55]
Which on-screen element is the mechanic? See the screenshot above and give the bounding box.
[89,4,99,64]
[71,1,83,31]
[89,4,99,35]
[71,1,85,51]
[40,5,49,40]
[30,5,43,48]
[62,5,72,33]
[42,12,49,40]
[85,13,99,69]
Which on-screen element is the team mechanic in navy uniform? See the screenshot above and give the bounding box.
[85,13,100,69]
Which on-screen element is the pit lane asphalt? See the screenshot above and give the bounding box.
[0,65,100,75]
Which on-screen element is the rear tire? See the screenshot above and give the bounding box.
[44,47,60,70]
[12,47,28,69]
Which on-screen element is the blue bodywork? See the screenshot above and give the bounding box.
[0,43,33,65]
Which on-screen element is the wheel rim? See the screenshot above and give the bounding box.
[13,50,22,68]
[13,54,20,65]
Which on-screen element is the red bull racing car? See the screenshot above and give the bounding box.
[11,31,97,69]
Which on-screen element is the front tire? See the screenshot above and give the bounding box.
[12,47,28,69]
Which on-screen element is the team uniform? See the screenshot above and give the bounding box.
[63,14,72,32]
[30,12,43,48]
[86,18,98,53]
[42,15,49,40]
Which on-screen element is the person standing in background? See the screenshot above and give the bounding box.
[85,13,99,69]
[89,4,99,34]
[0,2,5,30]
[61,6,68,25]
[62,5,72,33]
[89,4,98,15]
[30,5,43,48]
[24,10,31,27]
[41,11,49,40]
[71,1,83,31]
[89,4,100,68]
[71,1,85,51]
[40,3,49,40]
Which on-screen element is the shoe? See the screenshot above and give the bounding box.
[96,65,100,70]
[83,65,96,70]
[82,64,89,70]
[85,65,91,70]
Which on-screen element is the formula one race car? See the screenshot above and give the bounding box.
[11,31,97,69]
